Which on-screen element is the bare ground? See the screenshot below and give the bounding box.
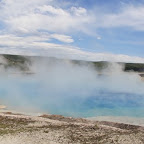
[0,112,143,144]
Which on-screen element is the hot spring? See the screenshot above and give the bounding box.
[0,59,144,118]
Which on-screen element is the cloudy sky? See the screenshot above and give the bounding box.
[0,0,144,63]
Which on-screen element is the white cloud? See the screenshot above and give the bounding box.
[0,0,92,34]
[0,0,144,63]
[71,7,87,16]
[96,5,144,31]
[51,34,74,43]
[0,34,73,46]
[37,5,69,16]
[0,0,96,59]
[0,34,144,63]
[97,36,101,40]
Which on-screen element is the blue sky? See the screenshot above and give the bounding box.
[0,0,144,62]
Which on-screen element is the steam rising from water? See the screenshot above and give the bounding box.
[0,57,144,117]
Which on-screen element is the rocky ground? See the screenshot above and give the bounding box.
[0,112,143,144]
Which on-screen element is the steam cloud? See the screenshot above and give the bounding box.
[0,57,144,117]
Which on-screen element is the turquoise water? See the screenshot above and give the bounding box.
[0,74,144,118]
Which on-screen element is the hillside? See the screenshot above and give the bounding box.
[1,54,144,73]
[1,54,31,71]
